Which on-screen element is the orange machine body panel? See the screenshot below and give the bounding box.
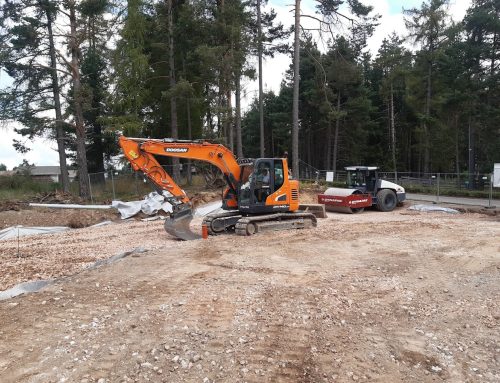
[262,161,299,212]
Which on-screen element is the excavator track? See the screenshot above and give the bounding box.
[234,212,317,236]
[202,211,242,235]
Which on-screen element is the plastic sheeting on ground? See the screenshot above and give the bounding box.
[0,221,113,241]
[408,204,460,214]
[0,279,54,300]
[111,192,173,219]
[194,201,223,217]
[0,226,70,241]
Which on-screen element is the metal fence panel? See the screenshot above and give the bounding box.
[88,161,498,205]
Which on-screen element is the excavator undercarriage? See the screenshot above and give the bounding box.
[202,211,317,237]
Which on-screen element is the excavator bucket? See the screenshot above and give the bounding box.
[164,209,202,240]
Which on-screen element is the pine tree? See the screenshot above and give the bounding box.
[404,0,450,173]
[375,33,411,176]
[109,0,151,136]
[0,0,70,191]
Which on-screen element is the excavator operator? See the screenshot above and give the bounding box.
[255,163,271,202]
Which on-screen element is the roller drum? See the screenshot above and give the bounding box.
[322,188,364,214]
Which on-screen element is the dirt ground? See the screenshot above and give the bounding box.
[0,204,499,383]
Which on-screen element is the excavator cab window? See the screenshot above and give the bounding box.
[255,161,272,203]
[274,160,284,190]
[239,159,277,206]
[240,164,254,185]
[238,164,255,206]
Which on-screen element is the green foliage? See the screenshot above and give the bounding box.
[0,174,60,201]
[1,0,499,187]
[109,0,151,136]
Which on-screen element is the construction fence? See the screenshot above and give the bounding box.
[86,161,499,203]
[298,160,499,202]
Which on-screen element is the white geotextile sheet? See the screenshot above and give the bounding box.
[0,226,70,241]
[194,201,223,217]
[0,221,113,241]
[111,192,173,219]
[408,204,460,214]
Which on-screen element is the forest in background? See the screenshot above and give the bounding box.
[0,0,499,198]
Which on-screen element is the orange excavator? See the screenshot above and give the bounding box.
[119,136,317,240]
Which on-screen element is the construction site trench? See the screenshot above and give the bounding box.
[0,192,499,383]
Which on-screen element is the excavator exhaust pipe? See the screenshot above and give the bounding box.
[164,208,202,241]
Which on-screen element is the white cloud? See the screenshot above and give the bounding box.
[364,0,407,55]
[243,0,472,107]
[0,125,60,170]
[449,0,471,21]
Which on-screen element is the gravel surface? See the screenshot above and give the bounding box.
[0,220,169,291]
[0,208,498,382]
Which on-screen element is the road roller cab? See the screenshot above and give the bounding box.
[318,166,406,213]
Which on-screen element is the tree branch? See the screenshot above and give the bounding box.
[53,47,73,71]
[33,63,71,77]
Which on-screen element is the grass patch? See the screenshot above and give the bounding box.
[0,175,60,201]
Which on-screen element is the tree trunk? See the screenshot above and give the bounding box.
[332,92,340,173]
[455,113,460,177]
[325,120,332,170]
[235,74,243,158]
[491,31,497,77]
[45,4,70,192]
[390,82,397,178]
[68,1,90,199]
[307,129,312,167]
[407,130,412,171]
[227,89,233,151]
[206,85,214,133]
[167,0,180,182]
[292,0,300,178]
[423,61,432,173]
[468,115,474,189]
[186,97,192,185]
[257,0,265,157]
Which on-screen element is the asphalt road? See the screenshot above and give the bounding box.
[407,193,499,207]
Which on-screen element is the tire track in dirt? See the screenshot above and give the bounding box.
[234,283,326,383]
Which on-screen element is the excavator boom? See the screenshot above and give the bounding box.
[119,136,242,240]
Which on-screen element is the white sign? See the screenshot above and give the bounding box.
[326,171,334,183]
[494,163,500,187]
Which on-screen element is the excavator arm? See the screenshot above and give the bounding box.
[119,136,242,240]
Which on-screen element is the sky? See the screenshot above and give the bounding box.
[0,0,472,170]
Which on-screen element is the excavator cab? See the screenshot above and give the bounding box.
[238,158,294,214]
